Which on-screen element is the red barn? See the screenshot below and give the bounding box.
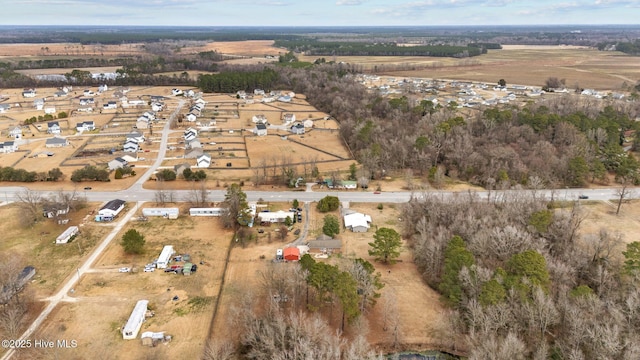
[283,247,300,261]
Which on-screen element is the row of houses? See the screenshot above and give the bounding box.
[183,127,211,168]
[124,130,145,153]
[238,90,295,104]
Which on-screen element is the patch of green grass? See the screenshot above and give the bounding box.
[173,307,189,316]
[188,296,213,312]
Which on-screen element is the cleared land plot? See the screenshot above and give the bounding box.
[245,133,348,165]
[22,211,235,359]
[0,203,109,297]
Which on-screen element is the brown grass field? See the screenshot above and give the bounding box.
[299,45,640,91]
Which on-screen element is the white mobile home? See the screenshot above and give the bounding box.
[56,226,79,244]
[156,245,175,269]
[122,300,149,340]
[189,207,224,217]
[142,208,179,219]
[257,211,295,224]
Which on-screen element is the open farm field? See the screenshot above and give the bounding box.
[183,40,283,57]
[0,42,147,58]
[299,47,640,91]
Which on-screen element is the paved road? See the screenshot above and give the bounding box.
[0,186,632,204]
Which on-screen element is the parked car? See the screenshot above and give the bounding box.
[144,267,155,272]
[84,186,92,190]
[578,195,589,200]
[191,264,197,272]
[294,229,301,236]
[164,268,176,273]
[119,267,130,273]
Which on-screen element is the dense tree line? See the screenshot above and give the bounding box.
[274,40,482,58]
[197,68,278,93]
[0,166,63,182]
[0,29,304,45]
[70,165,109,183]
[402,193,640,358]
[597,40,640,55]
[1,57,134,71]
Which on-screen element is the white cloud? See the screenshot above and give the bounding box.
[336,0,365,5]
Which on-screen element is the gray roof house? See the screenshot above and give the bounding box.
[45,137,69,148]
[108,157,128,171]
[174,163,191,177]
[307,234,342,253]
[123,140,139,153]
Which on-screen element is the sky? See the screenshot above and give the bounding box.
[2,0,638,27]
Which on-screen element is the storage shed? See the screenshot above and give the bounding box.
[283,247,300,261]
[56,226,79,244]
[122,300,148,340]
[156,245,175,269]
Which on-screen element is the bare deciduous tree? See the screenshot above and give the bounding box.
[15,189,42,227]
[203,339,236,360]
[185,181,209,206]
[154,180,175,205]
[615,182,634,215]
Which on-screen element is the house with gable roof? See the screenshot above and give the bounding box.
[45,136,69,148]
[123,140,140,153]
[196,153,211,168]
[290,123,305,135]
[47,121,61,134]
[108,157,128,171]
